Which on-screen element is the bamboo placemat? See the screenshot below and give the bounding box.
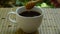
[0,7,60,34]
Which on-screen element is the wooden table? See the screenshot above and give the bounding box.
[0,7,60,34]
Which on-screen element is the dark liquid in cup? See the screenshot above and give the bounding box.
[19,11,41,17]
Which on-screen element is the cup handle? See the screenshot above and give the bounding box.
[8,12,16,23]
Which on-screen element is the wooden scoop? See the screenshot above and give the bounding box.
[25,0,41,10]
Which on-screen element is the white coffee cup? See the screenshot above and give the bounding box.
[8,6,43,33]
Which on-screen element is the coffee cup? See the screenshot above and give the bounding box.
[8,6,43,33]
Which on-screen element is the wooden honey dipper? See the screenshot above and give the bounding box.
[25,0,41,10]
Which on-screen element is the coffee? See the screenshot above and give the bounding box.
[19,11,41,17]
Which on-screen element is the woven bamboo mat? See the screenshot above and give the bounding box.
[0,8,60,34]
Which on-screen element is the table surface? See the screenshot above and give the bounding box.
[0,7,60,34]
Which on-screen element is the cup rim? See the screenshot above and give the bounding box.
[16,6,43,18]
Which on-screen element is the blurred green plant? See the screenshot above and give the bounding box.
[0,0,55,7]
[15,1,24,6]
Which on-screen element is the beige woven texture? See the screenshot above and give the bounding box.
[0,8,60,34]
